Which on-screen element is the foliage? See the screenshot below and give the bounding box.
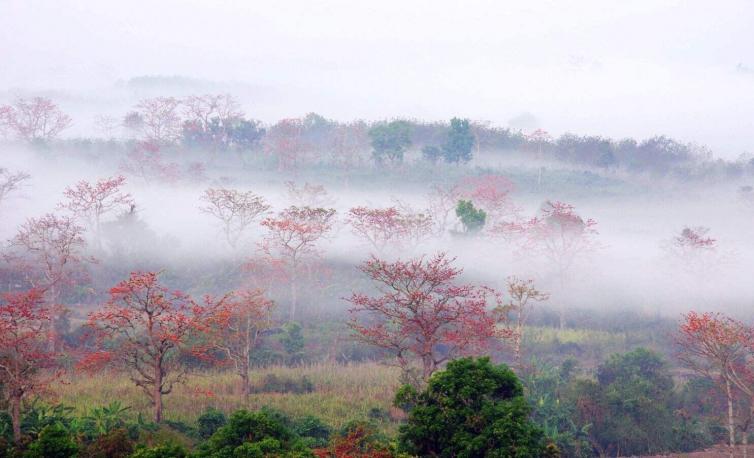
[455,200,486,233]
[197,408,227,440]
[130,443,188,458]
[368,121,412,164]
[398,357,545,457]
[24,423,78,458]
[348,253,501,386]
[194,409,313,457]
[280,323,306,366]
[570,348,679,456]
[442,118,475,163]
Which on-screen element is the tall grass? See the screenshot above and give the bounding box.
[54,362,401,432]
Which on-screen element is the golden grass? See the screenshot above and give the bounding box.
[53,362,402,432]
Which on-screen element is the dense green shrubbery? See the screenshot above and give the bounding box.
[397,357,546,457]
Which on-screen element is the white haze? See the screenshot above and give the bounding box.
[2,0,754,158]
[3,148,754,323]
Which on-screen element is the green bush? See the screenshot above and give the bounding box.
[197,408,227,440]
[455,200,486,233]
[24,423,78,458]
[398,357,545,457]
[129,443,188,458]
[194,409,313,457]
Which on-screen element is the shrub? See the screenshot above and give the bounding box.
[398,357,545,457]
[197,408,227,440]
[129,443,188,458]
[24,423,78,458]
[195,409,313,457]
[80,428,134,458]
[292,416,331,448]
[253,374,314,394]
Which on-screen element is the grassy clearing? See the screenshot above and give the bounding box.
[53,362,402,433]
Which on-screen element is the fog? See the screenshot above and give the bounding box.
[2,0,754,157]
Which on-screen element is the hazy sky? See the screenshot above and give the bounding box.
[2,0,753,157]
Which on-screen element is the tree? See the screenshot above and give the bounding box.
[0,289,58,444]
[2,97,72,142]
[441,117,475,163]
[498,201,599,329]
[0,168,30,207]
[397,357,545,457]
[347,253,501,386]
[120,141,182,184]
[427,183,461,235]
[454,200,486,234]
[571,348,677,456]
[496,277,549,371]
[199,188,270,248]
[456,174,518,224]
[261,206,336,321]
[346,206,417,254]
[368,120,412,164]
[6,214,91,345]
[664,227,729,297]
[133,97,183,145]
[677,311,749,456]
[265,118,307,171]
[181,94,248,152]
[285,181,335,208]
[206,289,275,396]
[86,271,221,422]
[58,175,134,248]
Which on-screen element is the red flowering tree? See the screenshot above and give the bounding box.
[0,289,58,443]
[497,200,599,329]
[456,174,519,225]
[59,175,134,248]
[1,97,72,142]
[120,141,182,184]
[86,272,221,422]
[347,207,406,254]
[427,183,461,235]
[6,214,92,346]
[265,118,307,171]
[347,253,501,386]
[347,206,432,254]
[205,289,275,396]
[677,311,749,454]
[261,206,336,321]
[133,97,183,145]
[199,188,270,248]
[664,226,730,286]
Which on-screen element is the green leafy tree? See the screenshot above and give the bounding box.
[368,121,412,164]
[442,118,475,163]
[570,348,679,456]
[397,357,546,457]
[280,322,305,366]
[455,200,486,233]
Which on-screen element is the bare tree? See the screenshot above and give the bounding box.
[200,188,270,248]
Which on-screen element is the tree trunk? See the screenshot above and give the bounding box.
[10,392,21,444]
[154,365,163,423]
[514,325,523,372]
[727,378,736,458]
[290,263,298,322]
